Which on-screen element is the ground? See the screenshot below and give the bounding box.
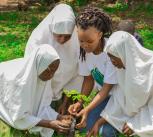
[0,0,153,137]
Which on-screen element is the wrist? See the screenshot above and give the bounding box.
[37,120,51,128]
[57,114,61,120]
[98,117,107,125]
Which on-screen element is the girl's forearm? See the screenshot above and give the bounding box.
[86,83,113,112]
[36,119,51,128]
[98,117,107,125]
[81,75,94,96]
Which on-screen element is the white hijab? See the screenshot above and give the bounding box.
[0,45,59,137]
[24,3,75,57]
[102,31,153,137]
[24,4,82,100]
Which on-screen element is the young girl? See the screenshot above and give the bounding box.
[25,4,83,114]
[0,45,72,137]
[89,31,153,137]
[94,31,153,137]
[68,7,118,137]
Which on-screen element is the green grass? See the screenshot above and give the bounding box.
[0,7,48,62]
[0,1,153,137]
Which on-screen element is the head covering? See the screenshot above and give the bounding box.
[102,31,153,136]
[0,45,59,136]
[36,45,59,75]
[51,4,75,34]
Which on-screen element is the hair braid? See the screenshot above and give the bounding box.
[77,7,112,61]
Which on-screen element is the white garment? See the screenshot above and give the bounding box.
[102,31,153,137]
[0,45,59,137]
[24,4,83,100]
[79,39,117,90]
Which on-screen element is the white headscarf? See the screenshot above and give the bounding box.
[0,45,59,137]
[24,4,83,100]
[101,31,153,137]
[24,3,75,57]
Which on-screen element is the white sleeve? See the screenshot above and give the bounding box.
[104,56,117,84]
[78,59,90,76]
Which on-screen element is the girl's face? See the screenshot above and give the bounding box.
[77,26,102,53]
[39,59,60,81]
[53,33,71,44]
[107,53,125,69]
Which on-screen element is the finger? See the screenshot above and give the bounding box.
[76,110,83,117]
[61,110,65,115]
[76,119,86,129]
[68,106,77,115]
[86,130,94,137]
[126,129,133,136]
[93,129,98,137]
[122,123,126,131]
[58,121,71,128]
[123,127,130,135]
[63,115,73,121]
[68,105,74,113]
[122,124,128,133]
[61,119,72,126]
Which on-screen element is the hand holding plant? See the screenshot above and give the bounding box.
[75,107,89,129]
[48,120,71,134]
[68,101,83,115]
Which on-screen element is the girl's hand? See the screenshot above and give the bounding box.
[122,123,134,136]
[57,114,73,122]
[49,120,71,134]
[86,120,101,137]
[75,108,89,129]
[68,101,83,115]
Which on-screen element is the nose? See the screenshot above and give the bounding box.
[59,36,68,44]
[111,59,117,66]
[81,42,89,49]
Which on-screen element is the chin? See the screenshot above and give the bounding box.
[85,49,92,53]
[59,42,65,45]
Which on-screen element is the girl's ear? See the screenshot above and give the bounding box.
[99,32,103,40]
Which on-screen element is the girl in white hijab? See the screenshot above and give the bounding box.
[24,4,83,113]
[87,31,153,137]
[0,45,72,137]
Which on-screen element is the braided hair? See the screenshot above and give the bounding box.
[76,6,112,61]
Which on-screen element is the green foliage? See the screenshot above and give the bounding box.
[67,0,88,6]
[103,2,128,13]
[131,2,153,16]
[0,8,48,62]
[75,0,88,6]
[64,89,97,107]
[139,29,153,50]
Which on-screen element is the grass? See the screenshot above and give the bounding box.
[0,7,48,62]
[0,1,153,137]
